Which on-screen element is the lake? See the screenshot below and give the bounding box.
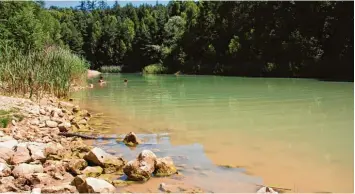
[71,73,354,192]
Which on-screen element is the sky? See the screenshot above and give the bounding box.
[44,1,170,8]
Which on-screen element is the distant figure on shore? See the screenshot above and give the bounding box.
[124,79,128,86]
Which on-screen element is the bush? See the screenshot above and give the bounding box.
[99,66,122,73]
[143,64,167,74]
[0,45,89,98]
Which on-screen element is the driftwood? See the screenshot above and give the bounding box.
[58,132,119,140]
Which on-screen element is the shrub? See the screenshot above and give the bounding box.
[143,63,167,74]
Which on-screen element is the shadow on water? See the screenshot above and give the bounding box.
[92,133,263,192]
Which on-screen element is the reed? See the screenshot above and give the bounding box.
[0,44,89,98]
[99,66,122,73]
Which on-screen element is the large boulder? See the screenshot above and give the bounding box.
[10,146,31,164]
[68,159,87,175]
[12,163,44,178]
[84,147,125,174]
[137,150,157,173]
[0,147,14,163]
[154,157,177,177]
[123,150,157,181]
[0,140,18,149]
[123,160,151,181]
[71,176,116,193]
[123,132,141,146]
[0,163,11,176]
[82,166,103,178]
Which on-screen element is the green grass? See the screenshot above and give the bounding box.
[143,64,167,74]
[0,109,25,128]
[0,44,89,98]
[0,110,11,128]
[99,66,122,73]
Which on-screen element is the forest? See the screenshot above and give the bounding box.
[0,1,353,80]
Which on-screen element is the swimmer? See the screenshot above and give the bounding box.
[98,76,106,85]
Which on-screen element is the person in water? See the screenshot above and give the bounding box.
[98,76,106,85]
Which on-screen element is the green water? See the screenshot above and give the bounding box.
[72,74,354,192]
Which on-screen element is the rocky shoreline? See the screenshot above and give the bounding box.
[0,95,178,193]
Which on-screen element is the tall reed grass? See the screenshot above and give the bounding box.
[99,66,122,73]
[0,45,88,98]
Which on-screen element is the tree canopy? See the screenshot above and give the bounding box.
[0,1,353,80]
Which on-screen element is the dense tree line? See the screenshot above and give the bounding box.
[0,1,353,80]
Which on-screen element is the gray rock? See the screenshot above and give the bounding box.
[11,146,31,164]
[45,120,58,128]
[0,163,11,176]
[0,140,18,149]
[12,163,44,178]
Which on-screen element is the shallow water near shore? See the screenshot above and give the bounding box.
[71,73,354,192]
